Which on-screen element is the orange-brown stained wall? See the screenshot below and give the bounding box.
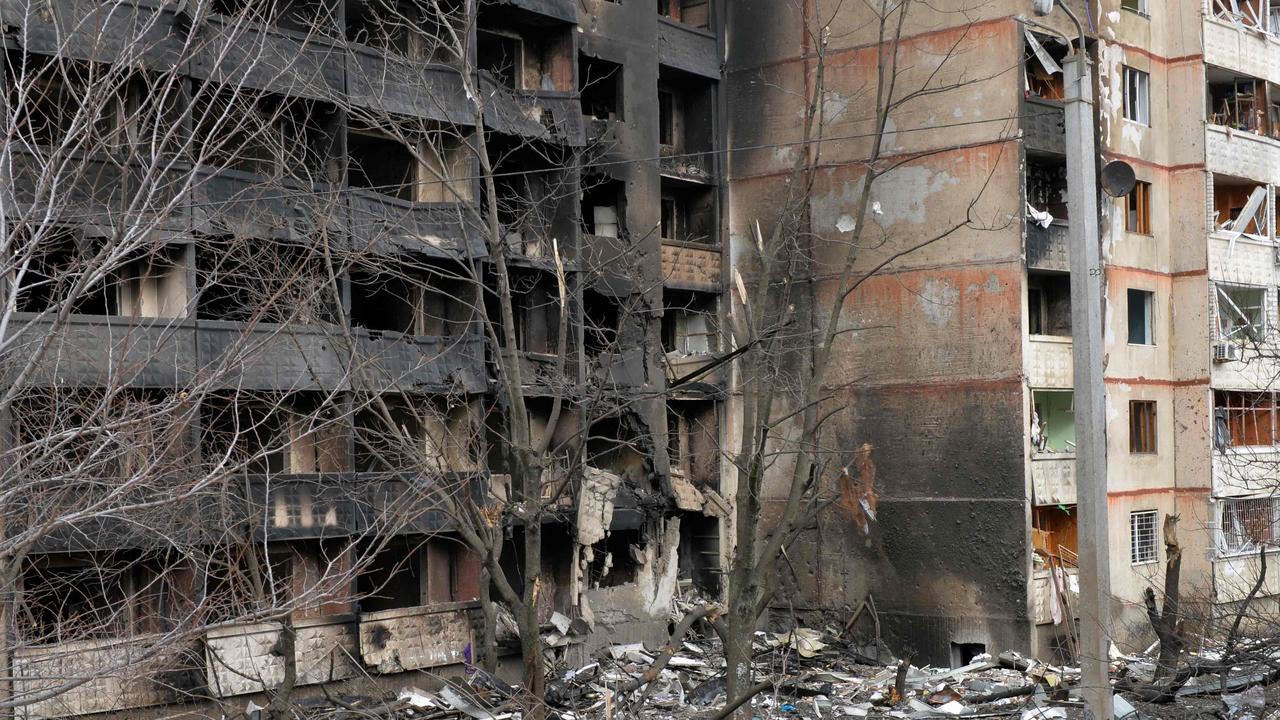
[727,0,1033,664]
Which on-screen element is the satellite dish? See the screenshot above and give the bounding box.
[1101,160,1137,198]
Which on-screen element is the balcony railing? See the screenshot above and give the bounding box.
[662,242,722,290]
[1027,220,1069,272]
[1026,335,1073,388]
[1031,453,1076,505]
[660,146,716,182]
[1023,97,1066,156]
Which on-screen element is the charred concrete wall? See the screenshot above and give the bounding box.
[726,0,1032,666]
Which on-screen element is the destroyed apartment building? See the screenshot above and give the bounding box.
[13,0,1280,717]
[0,0,726,717]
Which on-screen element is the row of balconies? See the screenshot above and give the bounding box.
[12,602,476,720]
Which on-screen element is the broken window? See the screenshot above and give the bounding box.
[1213,180,1269,240]
[477,30,521,88]
[581,178,626,238]
[657,70,716,168]
[1221,497,1278,555]
[1208,72,1268,135]
[662,291,718,353]
[1126,180,1151,235]
[580,54,623,121]
[1216,284,1267,342]
[196,238,336,324]
[1023,31,1066,101]
[12,230,118,316]
[1129,400,1157,454]
[1031,390,1074,454]
[1123,66,1150,125]
[1215,390,1276,448]
[348,127,471,203]
[1026,156,1068,221]
[476,17,573,92]
[659,184,716,244]
[1027,272,1071,337]
[1032,505,1078,558]
[1127,288,1154,345]
[1129,510,1158,565]
[1212,0,1275,33]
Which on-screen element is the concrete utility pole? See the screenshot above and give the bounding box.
[1032,1,1113,717]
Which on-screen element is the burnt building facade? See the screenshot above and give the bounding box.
[0,0,728,716]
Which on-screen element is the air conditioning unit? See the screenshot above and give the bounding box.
[1213,343,1241,363]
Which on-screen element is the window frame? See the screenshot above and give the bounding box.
[1220,497,1279,556]
[1216,283,1268,342]
[1126,180,1152,235]
[1123,66,1151,126]
[1127,288,1155,346]
[1215,390,1277,449]
[1130,509,1159,565]
[1121,0,1149,16]
[1129,400,1157,454]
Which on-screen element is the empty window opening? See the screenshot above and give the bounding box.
[1126,180,1152,234]
[579,54,623,121]
[13,233,187,318]
[196,238,335,324]
[1026,155,1068,221]
[1121,0,1149,14]
[19,562,132,643]
[510,271,561,355]
[657,70,716,167]
[348,131,415,201]
[193,91,338,180]
[350,269,472,336]
[345,0,460,62]
[476,17,573,93]
[588,529,642,588]
[587,415,646,483]
[950,643,987,670]
[1032,505,1078,558]
[354,397,476,473]
[201,398,289,475]
[1207,69,1277,137]
[1130,510,1158,565]
[662,290,718,353]
[1023,31,1067,101]
[1216,284,1267,342]
[657,0,710,27]
[583,291,620,357]
[1221,497,1278,555]
[668,399,718,488]
[581,178,626,238]
[1027,272,1071,337]
[1127,288,1154,345]
[204,545,295,623]
[1129,400,1157,454]
[1213,178,1270,240]
[1215,390,1276,449]
[1123,66,1150,125]
[678,513,721,596]
[659,184,716,244]
[357,541,425,612]
[1031,390,1074,454]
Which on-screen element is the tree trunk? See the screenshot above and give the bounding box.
[722,610,754,717]
[1147,515,1184,682]
[518,608,546,719]
[0,563,16,720]
[267,615,297,720]
[479,565,499,674]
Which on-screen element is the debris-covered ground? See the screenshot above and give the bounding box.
[285,616,1280,720]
